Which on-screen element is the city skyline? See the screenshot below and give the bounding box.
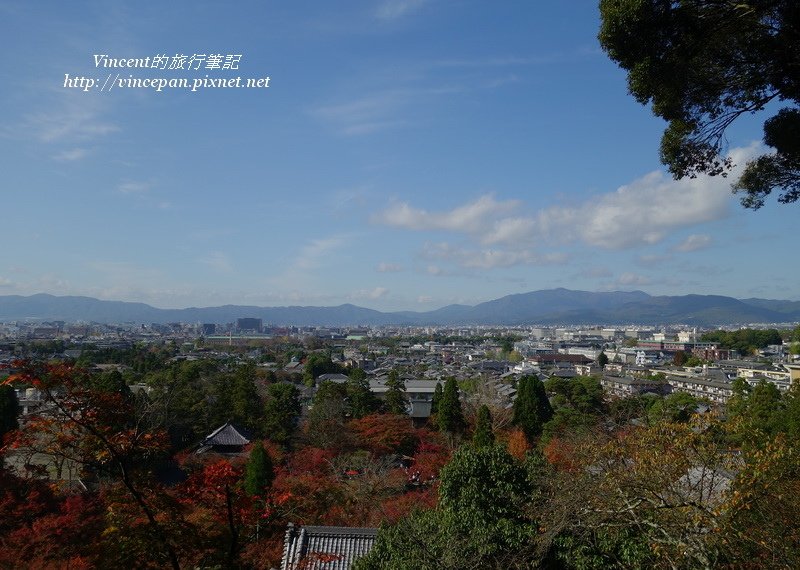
[3,1,797,311]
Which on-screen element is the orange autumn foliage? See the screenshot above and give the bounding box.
[506,428,530,460]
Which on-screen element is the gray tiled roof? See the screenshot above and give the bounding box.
[281,524,378,570]
[202,423,250,447]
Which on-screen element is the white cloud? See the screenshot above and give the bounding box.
[351,287,390,300]
[376,0,429,20]
[421,241,566,270]
[312,92,407,136]
[118,180,150,194]
[673,234,712,252]
[199,252,233,274]
[575,267,613,279]
[371,144,761,274]
[52,147,89,162]
[377,262,403,273]
[417,295,433,303]
[312,86,462,136]
[376,194,521,238]
[426,264,443,276]
[292,236,348,271]
[23,92,119,143]
[375,196,557,270]
[616,272,652,286]
[637,253,673,266]
[536,143,761,249]
[481,217,536,245]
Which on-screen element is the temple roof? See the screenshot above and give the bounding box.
[281,524,378,570]
[201,422,251,447]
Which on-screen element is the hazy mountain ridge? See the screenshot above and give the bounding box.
[0,289,798,327]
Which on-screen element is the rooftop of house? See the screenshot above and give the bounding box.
[198,422,251,451]
[281,524,378,570]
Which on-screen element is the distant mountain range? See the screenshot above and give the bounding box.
[1,289,799,327]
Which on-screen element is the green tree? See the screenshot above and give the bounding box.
[596,351,609,368]
[728,379,786,442]
[648,391,702,424]
[306,381,350,449]
[303,354,344,385]
[383,370,407,415]
[146,359,220,451]
[542,376,605,441]
[599,0,800,209]
[93,369,131,396]
[437,377,465,435]
[431,381,443,415]
[262,382,301,446]
[472,405,494,448]
[499,336,515,354]
[243,440,274,496]
[347,368,378,419]
[512,375,553,442]
[229,364,263,433]
[355,445,538,570]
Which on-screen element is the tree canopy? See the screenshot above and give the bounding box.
[512,375,553,442]
[472,405,495,448]
[263,382,301,446]
[383,370,407,415]
[599,0,800,209]
[437,377,465,435]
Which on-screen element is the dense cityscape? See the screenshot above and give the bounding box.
[2,312,800,567]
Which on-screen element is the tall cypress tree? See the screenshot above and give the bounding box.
[438,377,465,435]
[244,440,274,496]
[431,381,443,415]
[472,404,494,448]
[512,375,553,442]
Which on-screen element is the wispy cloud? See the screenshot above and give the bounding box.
[637,253,673,266]
[350,286,390,300]
[20,91,119,144]
[52,147,89,162]
[421,241,566,270]
[199,252,233,273]
[377,262,403,273]
[311,85,462,136]
[375,0,429,20]
[292,235,348,271]
[312,91,407,136]
[573,267,613,279]
[117,180,151,194]
[673,234,712,252]
[616,272,652,286]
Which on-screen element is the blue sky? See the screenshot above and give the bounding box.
[2,0,797,311]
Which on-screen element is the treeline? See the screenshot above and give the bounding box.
[700,328,783,355]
